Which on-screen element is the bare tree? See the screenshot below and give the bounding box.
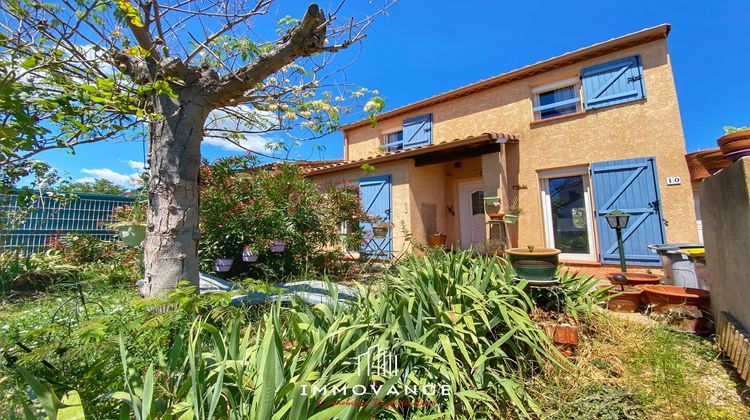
[0,0,389,296]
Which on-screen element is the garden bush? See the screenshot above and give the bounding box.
[11,249,604,418]
[199,156,369,281]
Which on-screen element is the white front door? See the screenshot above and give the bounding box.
[458,179,486,250]
[540,169,597,262]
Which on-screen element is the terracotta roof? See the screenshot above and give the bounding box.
[305,132,518,176]
[341,24,671,132]
[254,160,344,171]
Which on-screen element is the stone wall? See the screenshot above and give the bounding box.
[700,157,750,329]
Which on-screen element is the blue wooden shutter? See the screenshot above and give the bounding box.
[402,114,432,148]
[581,55,645,110]
[359,175,392,258]
[590,157,665,266]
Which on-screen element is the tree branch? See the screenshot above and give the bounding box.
[207,4,329,106]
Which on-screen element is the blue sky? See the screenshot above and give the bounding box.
[37,0,750,187]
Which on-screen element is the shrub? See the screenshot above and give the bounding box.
[199,156,369,280]
[13,250,605,418]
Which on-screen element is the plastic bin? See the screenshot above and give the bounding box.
[647,243,709,290]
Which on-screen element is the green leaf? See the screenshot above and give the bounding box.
[19,368,60,418]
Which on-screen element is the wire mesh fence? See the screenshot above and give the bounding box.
[0,192,136,254]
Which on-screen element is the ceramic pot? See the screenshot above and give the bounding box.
[503,214,519,224]
[718,129,750,161]
[488,213,505,221]
[604,287,643,312]
[506,247,560,281]
[214,258,234,272]
[241,249,259,262]
[695,148,730,174]
[116,223,146,247]
[269,240,286,253]
[372,227,389,239]
[636,284,710,313]
[427,233,447,248]
[684,151,711,182]
[606,272,662,286]
[483,197,502,215]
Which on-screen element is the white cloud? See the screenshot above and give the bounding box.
[202,106,279,152]
[122,159,145,171]
[202,133,272,152]
[79,168,137,186]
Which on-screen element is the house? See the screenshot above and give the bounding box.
[306,24,698,267]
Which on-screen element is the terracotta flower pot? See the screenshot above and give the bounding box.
[604,287,643,312]
[427,233,447,248]
[538,321,579,358]
[507,247,560,281]
[684,151,710,182]
[606,272,662,286]
[488,213,505,221]
[695,148,731,174]
[718,129,750,161]
[636,284,710,313]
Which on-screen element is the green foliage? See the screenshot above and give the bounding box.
[199,156,369,280]
[5,249,607,418]
[724,126,749,134]
[57,179,128,195]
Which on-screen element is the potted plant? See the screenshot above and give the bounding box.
[214,257,234,272]
[372,220,392,239]
[718,126,750,161]
[483,196,503,221]
[269,239,286,253]
[241,245,259,262]
[506,246,560,281]
[427,232,447,248]
[695,148,730,174]
[108,201,146,247]
[504,199,523,224]
[603,273,644,313]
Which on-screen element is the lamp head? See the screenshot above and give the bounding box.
[605,210,631,229]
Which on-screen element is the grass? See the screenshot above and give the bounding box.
[0,285,141,413]
[529,311,750,419]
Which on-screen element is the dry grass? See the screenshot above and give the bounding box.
[528,309,750,419]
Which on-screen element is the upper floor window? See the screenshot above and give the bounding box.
[382,130,404,152]
[532,77,582,121]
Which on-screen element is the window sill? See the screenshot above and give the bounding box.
[529,110,586,127]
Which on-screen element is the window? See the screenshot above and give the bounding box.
[532,77,582,121]
[470,190,484,216]
[382,130,404,152]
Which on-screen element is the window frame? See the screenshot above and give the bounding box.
[381,127,405,152]
[531,77,582,121]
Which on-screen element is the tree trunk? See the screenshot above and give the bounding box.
[142,88,207,297]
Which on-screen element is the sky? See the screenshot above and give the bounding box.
[35,0,750,187]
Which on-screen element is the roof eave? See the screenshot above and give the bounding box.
[305,132,518,176]
[340,24,670,132]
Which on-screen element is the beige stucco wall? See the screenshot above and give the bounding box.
[700,158,750,329]
[342,38,698,250]
[309,161,413,255]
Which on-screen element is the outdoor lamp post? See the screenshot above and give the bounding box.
[605,210,631,272]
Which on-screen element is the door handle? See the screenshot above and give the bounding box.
[648,200,660,213]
